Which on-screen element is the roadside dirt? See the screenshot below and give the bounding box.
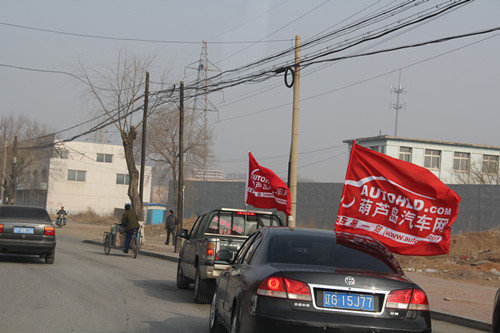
[395,229,500,288]
[58,216,500,288]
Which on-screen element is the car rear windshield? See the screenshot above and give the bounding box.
[0,206,51,222]
[206,211,281,236]
[268,235,399,274]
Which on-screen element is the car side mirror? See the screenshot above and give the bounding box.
[178,229,189,239]
[217,250,232,264]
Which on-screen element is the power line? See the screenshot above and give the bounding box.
[8,2,493,148]
[0,21,290,44]
[218,144,345,164]
[215,0,331,64]
[209,0,291,40]
[216,30,500,123]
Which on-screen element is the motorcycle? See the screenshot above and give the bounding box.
[55,214,67,228]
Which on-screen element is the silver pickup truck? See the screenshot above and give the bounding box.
[176,208,283,303]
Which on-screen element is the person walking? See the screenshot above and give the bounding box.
[121,204,140,254]
[164,210,178,245]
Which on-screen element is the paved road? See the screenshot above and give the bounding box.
[0,235,209,333]
[0,236,487,333]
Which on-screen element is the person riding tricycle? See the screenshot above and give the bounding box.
[103,204,141,258]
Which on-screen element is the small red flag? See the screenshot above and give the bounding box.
[245,152,291,215]
[336,141,461,256]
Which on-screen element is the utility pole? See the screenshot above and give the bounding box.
[9,136,18,205]
[139,71,149,220]
[175,82,185,253]
[287,35,300,229]
[1,141,7,205]
[390,69,407,137]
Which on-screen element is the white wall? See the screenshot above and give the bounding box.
[46,141,152,215]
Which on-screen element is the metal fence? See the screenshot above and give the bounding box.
[170,180,500,233]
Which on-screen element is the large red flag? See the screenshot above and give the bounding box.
[336,141,461,256]
[245,152,291,215]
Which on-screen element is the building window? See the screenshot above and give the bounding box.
[399,146,412,162]
[453,152,470,172]
[424,149,441,169]
[97,153,113,163]
[116,173,130,185]
[53,148,69,159]
[369,146,385,154]
[68,169,86,182]
[483,154,499,174]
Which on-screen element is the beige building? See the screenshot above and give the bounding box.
[20,140,152,215]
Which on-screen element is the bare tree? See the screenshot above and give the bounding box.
[0,114,52,204]
[81,51,170,217]
[454,161,500,185]
[146,103,214,207]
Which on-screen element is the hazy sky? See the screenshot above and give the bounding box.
[0,0,499,182]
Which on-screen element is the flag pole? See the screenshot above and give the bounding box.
[244,152,250,234]
[337,140,357,227]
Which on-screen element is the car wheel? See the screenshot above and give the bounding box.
[230,303,241,333]
[209,291,224,333]
[176,261,190,289]
[193,267,212,304]
[45,250,55,264]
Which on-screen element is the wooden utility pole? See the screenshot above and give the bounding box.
[139,71,149,220]
[8,136,18,205]
[288,35,301,229]
[1,141,7,205]
[175,82,185,253]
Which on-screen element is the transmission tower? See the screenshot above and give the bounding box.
[185,41,221,179]
[390,69,407,137]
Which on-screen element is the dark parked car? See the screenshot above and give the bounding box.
[0,205,56,264]
[493,288,500,333]
[209,227,431,333]
[177,208,283,303]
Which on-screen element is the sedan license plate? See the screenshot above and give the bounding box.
[13,227,35,234]
[323,292,374,311]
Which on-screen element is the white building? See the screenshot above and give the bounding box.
[45,141,152,215]
[344,135,500,184]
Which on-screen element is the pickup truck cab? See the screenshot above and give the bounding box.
[176,208,283,303]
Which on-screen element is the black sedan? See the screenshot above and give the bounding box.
[209,227,430,333]
[0,205,56,264]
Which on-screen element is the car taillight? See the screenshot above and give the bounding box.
[207,242,215,256]
[257,276,287,298]
[285,278,312,301]
[257,276,312,301]
[44,226,55,236]
[236,212,255,216]
[0,224,3,233]
[386,289,429,311]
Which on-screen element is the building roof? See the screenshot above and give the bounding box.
[343,135,500,151]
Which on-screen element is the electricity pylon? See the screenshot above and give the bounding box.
[185,41,221,179]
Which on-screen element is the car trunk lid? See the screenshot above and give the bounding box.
[270,264,414,314]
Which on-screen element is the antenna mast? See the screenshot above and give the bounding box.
[390,69,407,137]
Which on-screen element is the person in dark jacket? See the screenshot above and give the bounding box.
[121,204,140,254]
[164,210,178,245]
[56,206,67,216]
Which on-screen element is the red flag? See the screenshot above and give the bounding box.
[336,141,461,256]
[245,152,291,215]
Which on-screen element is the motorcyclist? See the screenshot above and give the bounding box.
[56,206,68,217]
[56,206,68,226]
